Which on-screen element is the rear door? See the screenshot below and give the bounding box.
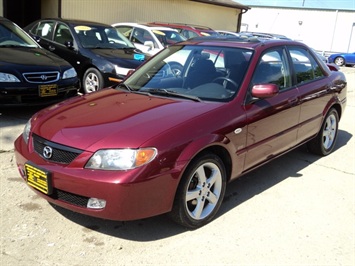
[243,47,300,170]
[288,46,333,142]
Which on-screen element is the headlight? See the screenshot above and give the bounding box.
[0,72,20,82]
[23,118,32,144]
[114,65,133,76]
[85,148,157,170]
[63,67,77,79]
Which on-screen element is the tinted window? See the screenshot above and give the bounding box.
[289,47,325,84]
[53,23,73,45]
[74,25,134,49]
[251,47,291,91]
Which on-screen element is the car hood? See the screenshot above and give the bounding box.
[33,89,220,151]
[91,48,149,68]
[0,47,67,68]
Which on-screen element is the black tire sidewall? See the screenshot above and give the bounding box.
[170,153,227,229]
[308,108,339,156]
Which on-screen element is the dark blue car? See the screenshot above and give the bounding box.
[0,17,79,106]
[328,51,355,67]
[24,18,149,93]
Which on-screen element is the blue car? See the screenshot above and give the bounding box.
[328,52,355,66]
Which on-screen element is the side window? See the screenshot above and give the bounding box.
[53,24,73,45]
[289,47,325,84]
[36,22,55,40]
[116,26,132,40]
[251,48,291,91]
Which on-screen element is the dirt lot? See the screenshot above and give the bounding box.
[1,67,354,266]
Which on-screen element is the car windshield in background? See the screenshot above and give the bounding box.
[74,25,135,49]
[0,21,38,47]
[122,45,252,102]
[152,29,186,45]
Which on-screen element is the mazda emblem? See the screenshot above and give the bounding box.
[43,146,53,159]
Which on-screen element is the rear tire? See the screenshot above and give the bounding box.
[307,108,339,156]
[169,153,226,229]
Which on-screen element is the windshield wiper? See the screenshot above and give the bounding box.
[117,83,132,91]
[146,88,201,102]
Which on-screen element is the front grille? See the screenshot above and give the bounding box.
[33,134,84,164]
[23,71,60,84]
[52,189,89,207]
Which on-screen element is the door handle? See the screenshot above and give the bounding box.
[48,45,55,51]
[288,97,298,105]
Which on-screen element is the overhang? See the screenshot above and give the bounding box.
[190,0,250,10]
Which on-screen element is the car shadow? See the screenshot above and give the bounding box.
[44,129,353,241]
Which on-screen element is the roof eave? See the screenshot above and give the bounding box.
[189,0,250,10]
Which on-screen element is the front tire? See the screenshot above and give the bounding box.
[334,56,345,66]
[307,108,339,156]
[169,153,226,229]
[83,68,103,93]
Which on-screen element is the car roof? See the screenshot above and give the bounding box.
[150,22,214,30]
[177,35,300,49]
[112,22,178,32]
[34,18,113,28]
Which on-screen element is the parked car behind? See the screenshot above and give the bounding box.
[327,51,355,66]
[24,18,148,93]
[216,30,241,37]
[0,16,79,106]
[112,22,186,55]
[14,36,347,229]
[149,22,219,39]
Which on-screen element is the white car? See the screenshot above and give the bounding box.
[216,30,241,37]
[112,22,186,55]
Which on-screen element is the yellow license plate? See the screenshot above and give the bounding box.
[25,163,52,195]
[39,84,58,97]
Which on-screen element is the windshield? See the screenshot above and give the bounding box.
[121,44,252,102]
[0,21,39,47]
[152,29,186,46]
[74,25,136,49]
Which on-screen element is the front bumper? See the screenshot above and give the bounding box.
[0,79,80,106]
[14,135,180,221]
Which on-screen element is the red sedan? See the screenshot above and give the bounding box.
[14,36,347,228]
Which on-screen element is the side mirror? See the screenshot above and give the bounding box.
[143,41,154,50]
[326,63,340,71]
[251,84,279,99]
[32,35,41,43]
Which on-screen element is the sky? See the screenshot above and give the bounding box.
[236,0,355,10]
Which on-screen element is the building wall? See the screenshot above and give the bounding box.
[60,0,240,31]
[0,0,3,16]
[241,6,355,54]
[42,0,59,18]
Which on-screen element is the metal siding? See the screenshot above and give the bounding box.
[242,7,355,53]
[61,0,239,31]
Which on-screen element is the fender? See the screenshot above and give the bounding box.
[175,133,241,181]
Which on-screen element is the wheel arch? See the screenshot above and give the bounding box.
[176,136,234,183]
[330,103,342,120]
